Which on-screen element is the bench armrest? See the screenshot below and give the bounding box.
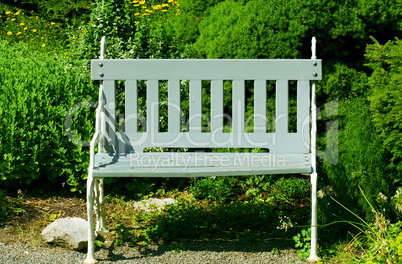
[89,131,100,170]
[90,82,105,170]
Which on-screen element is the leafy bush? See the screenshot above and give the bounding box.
[163,0,224,57]
[269,177,311,206]
[0,40,96,190]
[112,197,279,244]
[71,0,179,60]
[321,64,368,101]
[189,176,240,203]
[299,0,402,68]
[320,97,394,233]
[365,37,402,175]
[193,0,307,59]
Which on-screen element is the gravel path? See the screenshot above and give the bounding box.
[0,240,310,263]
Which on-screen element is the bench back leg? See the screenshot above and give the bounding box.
[308,172,320,262]
[308,38,320,262]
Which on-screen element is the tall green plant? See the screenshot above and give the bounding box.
[0,41,96,191]
[193,0,307,59]
[365,37,402,175]
[320,96,394,232]
[70,0,178,60]
[329,187,402,263]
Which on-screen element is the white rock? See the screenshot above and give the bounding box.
[41,217,88,250]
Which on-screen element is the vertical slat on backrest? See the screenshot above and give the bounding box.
[232,80,245,133]
[168,79,181,133]
[102,80,116,152]
[211,80,224,133]
[189,80,202,132]
[276,80,288,133]
[147,80,159,133]
[125,80,137,133]
[254,80,267,133]
[297,80,310,145]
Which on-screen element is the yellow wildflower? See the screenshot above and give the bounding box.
[139,0,145,4]
[20,22,24,26]
[51,22,55,25]
[24,27,28,30]
[134,13,140,16]
[11,18,15,21]
[141,5,147,9]
[32,29,37,32]
[41,44,45,47]
[5,11,11,15]
[7,31,12,35]
[17,32,22,35]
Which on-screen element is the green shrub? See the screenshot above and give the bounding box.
[163,0,224,57]
[299,0,402,68]
[135,199,278,243]
[71,0,179,60]
[193,0,307,59]
[320,97,394,233]
[270,177,311,206]
[365,37,402,175]
[0,40,96,191]
[189,176,240,203]
[321,64,368,101]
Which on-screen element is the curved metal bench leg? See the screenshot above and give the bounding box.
[84,173,97,264]
[307,172,320,262]
[95,178,107,233]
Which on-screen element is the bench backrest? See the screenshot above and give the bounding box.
[91,57,322,154]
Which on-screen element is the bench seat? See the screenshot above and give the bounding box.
[93,152,312,177]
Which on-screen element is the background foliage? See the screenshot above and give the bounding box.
[0,40,96,191]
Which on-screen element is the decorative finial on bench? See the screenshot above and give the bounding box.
[311,37,317,60]
[100,36,107,59]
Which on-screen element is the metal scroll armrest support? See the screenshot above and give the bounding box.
[89,83,104,171]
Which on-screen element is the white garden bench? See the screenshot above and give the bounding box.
[84,36,322,263]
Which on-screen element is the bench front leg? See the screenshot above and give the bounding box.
[84,173,97,264]
[95,178,107,234]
